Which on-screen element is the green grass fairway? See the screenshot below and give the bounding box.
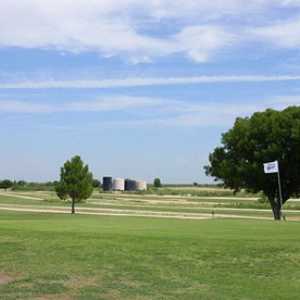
[0,212,300,299]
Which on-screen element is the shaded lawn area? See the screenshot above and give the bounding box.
[0,211,300,299]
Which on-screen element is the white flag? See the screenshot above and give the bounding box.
[264,161,279,174]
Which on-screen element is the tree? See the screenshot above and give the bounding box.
[153,178,162,188]
[56,156,94,214]
[55,183,68,201]
[17,180,26,186]
[205,107,300,220]
[0,179,13,190]
[92,179,101,188]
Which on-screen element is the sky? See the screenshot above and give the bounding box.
[1,0,300,184]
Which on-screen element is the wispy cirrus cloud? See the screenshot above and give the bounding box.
[0,100,54,113]
[140,95,300,127]
[1,94,299,128]
[1,75,300,89]
[0,96,164,114]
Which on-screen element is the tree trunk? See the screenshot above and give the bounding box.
[269,197,281,220]
[71,198,75,214]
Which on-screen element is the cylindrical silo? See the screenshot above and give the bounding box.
[125,179,137,191]
[136,180,147,191]
[102,177,113,191]
[112,178,125,191]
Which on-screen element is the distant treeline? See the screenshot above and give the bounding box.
[0,179,222,191]
[13,181,58,191]
[151,183,224,188]
[0,180,57,191]
[0,179,102,191]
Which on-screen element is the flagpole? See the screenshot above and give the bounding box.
[264,160,284,220]
[277,162,283,220]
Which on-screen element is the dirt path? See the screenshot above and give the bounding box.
[0,192,43,201]
[85,201,300,216]
[0,204,273,221]
[89,198,221,206]
[93,194,259,201]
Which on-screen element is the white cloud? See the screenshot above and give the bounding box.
[250,18,300,48]
[281,0,300,7]
[0,1,238,62]
[266,95,300,106]
[135,0,277,21]
[66,96,163,112]
[1,0,299,62]
[174,26,235,62]
[0,100,55,113]
[1,75,300,89]
[0,96,164,114]
[1,94,299,129]
[116,96,300,127]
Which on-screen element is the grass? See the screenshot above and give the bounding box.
[0,211,300,299]
[2,190,300,215]
[136,187,248,197]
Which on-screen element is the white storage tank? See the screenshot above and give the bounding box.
[112,178,125,191]
[136,180,147,191]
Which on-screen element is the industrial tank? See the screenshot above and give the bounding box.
[112,178,125,191]
[125,179,137,191]
[136,180,147,191]
[102,177,113,191]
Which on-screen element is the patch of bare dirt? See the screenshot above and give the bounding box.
[0,273,15,285]
[65,275,100,289]
[35,295,73,300]
[99,290,122,300]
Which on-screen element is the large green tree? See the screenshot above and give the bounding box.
[55,156,94,214]
[205,107,300,220]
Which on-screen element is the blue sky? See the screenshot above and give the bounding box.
[1,0,300,183]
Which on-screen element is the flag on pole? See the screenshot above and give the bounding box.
[263,161,279,174]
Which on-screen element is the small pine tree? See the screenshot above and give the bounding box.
[56,156,93,214]
[153,178,162,188]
